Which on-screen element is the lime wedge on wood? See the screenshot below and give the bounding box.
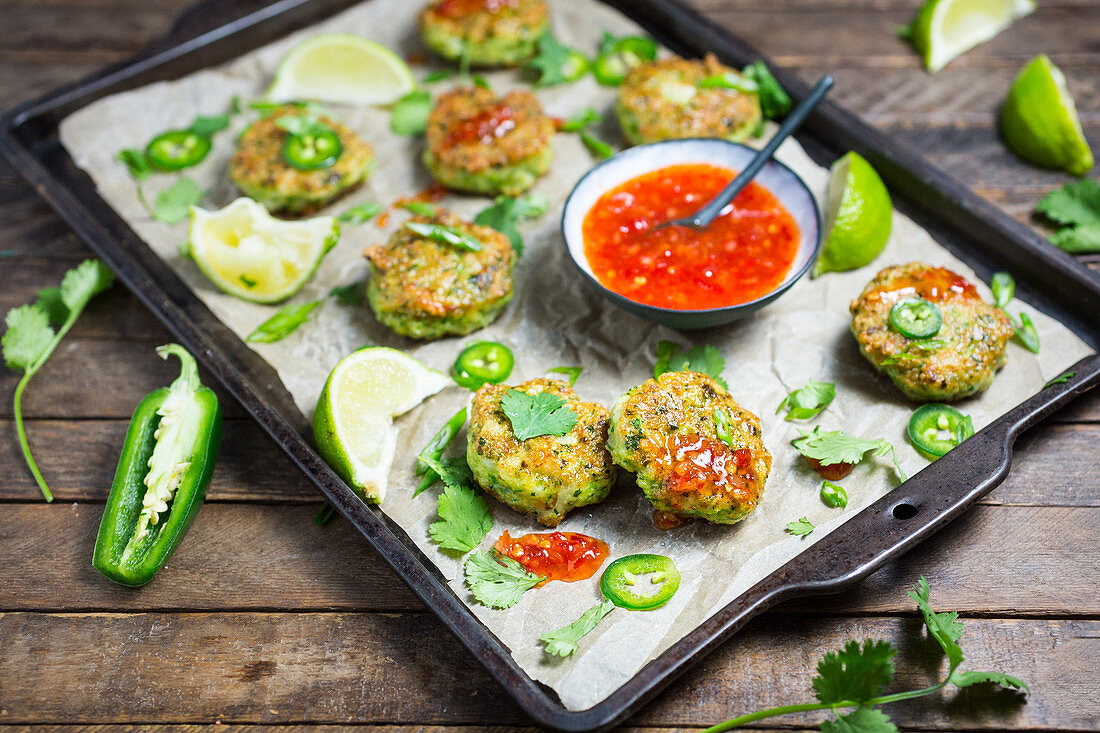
[1001,54,1094,177]
[909,0,1034,72]
[813,152,893,277]
[313,347,451,502]
[187,197,338,303]
[267,33,415,106]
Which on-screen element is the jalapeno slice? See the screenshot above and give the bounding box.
[283,127,343,170]
[593,36,658,86]
[889,297,942,339]
[145,130,212,171]
[452,341,514,390]
[600,553,681,610]
[907,403,974,458]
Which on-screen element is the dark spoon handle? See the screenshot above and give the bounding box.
[684,74,835,229]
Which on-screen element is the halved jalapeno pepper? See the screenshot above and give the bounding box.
[145,130,213,171]
[283,127,343,170]
[907,403,974,458]
[593,36,658,86]
[452,341,514,390]
[600,553,681,610]
[889,297,942,339]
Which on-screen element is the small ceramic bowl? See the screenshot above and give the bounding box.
[561,138,822,330]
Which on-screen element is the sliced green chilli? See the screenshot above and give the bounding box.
[145,130,212,171]
[600,553,681,610]
[283,127,343,170]
[594,36,658,85]
[889,297,942,339]
[452,341,514,390]
[907,403,973,458]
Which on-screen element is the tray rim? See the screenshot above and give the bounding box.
[2,0,1099,730]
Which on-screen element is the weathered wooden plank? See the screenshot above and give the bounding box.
[0,612,1090,728]
[1,503,1096,614]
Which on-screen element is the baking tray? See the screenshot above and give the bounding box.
[2,0,1099,729]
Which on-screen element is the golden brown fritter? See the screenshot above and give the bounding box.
[850,262,1014,402]
[418,0,548,66]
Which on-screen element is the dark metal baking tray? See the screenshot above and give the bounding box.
[2,0,1098,729]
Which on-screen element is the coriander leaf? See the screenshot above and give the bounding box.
[560,107,600,132]
[776,378,836,421]
[908,576,964,669]
[188,113,231,138]
[1013,312,1040,353]
[580,131,614,160]
[118,148,152,180]
[473,193,549,254]
[337,202,383,225]
[1035,179,1100,228]
[152,177,203,224]
[1051,223,1100,253]
[422,69,454,83]
[34,287,68,327]
[813,639,896,704]
[743,60,792,119]
[654,340,677,378]
[653,341,728,388]
[820,706,899,733]
[793,427,906,481]
[2,305,54,371]
[1045,370,1076,388]
[60,258,114,314]
[329,283,364,306]
[403,201,438,217]
[313,502,337,526]
[471,74,491,89]
[950,670,1029,693]
[501,389,578,440]
[428,479,493,554]
[990,272,1015,310]
[246,300,321,343]
[785,516,814,537]
[415,407,468,496]
[405,221,483,251]
[540,597,615,658]
[391,89,432,136]
[895,23,915,41]
[464,551,545,609]
[548,365,583,387]
[526,32,587,87]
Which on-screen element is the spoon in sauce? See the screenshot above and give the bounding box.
[654,74,834,232]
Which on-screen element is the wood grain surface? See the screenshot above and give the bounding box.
[1,0,1098,731]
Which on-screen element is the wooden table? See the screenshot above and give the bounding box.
[2,0,1098,730]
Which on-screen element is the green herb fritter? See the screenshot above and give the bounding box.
[467,378,616,527]
[615,53,762,146]
[609,370,770,526]
[364,209,515,339]
[424,86,554,196]
[850,262,1014,402]
[228,106,374,215]
[418,0,548,67]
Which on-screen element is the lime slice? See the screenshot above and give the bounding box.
[813,152,893,277]
[910,0,1034,72]
[188,198,338,303]
[313,347,451,502]
[1001,54,1094,177]
[267,33,415,106]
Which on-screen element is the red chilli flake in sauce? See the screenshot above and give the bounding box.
[582,163,800,310]
[443,102,517,148]
[433,0,517,18]
[866,265,979,305]
[662,433,754,497]
[493,530,609,585]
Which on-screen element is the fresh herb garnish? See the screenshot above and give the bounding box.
[699,576,1027,733]
[151,177,203,224]
[2,260,114,501]
[405,221,483,251]
[820,480,848,508]
[415,408,468,496]
[1044,370,1076,388]
[785,516,815,537]
[273,112,332,138]
[427,467,493,554]
[990,272,1040,353]
[422,69,454,84]
[337,202,383,225]
[880,338,945,366]
[402,201,439,217]
[697,73,759,94]
[713,408,736,450]
[187,113,231,138]
[540,597,616,658]
[473,193,549,255]
[118,148,153,180]
[501,389,578,440]
[246,300,321,343]
[557,107,615,159]
[776,379,836,421]
[329,283,364,307]
[547,365,583,387]
[792,426,906,482]
[526,31,589,87]
[653,340,728,389]
[465,551,545,609]
[391,89,432,136]
[560,107,601,132]
[742,60,792,119]
[1035,179,1100,253]
[314,502,337,526]
[580,131,614,160]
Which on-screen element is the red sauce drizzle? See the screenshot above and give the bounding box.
[376,182,448,228]
[433,0,517,17]
[442,103,517,149]
[582,163,800,310]
[867,265,978,305]
[493,531,609,585]
[662,433,755,497]
[653,511,690,531]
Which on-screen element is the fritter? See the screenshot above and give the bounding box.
[423,86,554,196]
[615,53,763,145]
[228,106,374,215]
[364,209,515,339]
[418,0,548,67]
[467,378,616,527]
[608,370,770,526]
[850,262,1014,402]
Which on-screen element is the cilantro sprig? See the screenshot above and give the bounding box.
[785,516,815,537]
[465,551,545,609]
[654,340,728,388]
[1035,179,1100,254]
[526,31,589,87]
[700,576,1027,733]
[427,458,493,554]
[415,407,468,496]
[540,597,616,658]
[2,260,114,501]
[391,89,432,136]
[474,193,549,255]
[792,426,906,482]
[776,379,836,421]
[502,389,578,440]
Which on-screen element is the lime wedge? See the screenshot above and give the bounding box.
[313,347,451,502]
[909,0,1034,72]
[267,33,415,106]
[1001,54,1094,177]
[813,152,893,277]
[188,198,338,303]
